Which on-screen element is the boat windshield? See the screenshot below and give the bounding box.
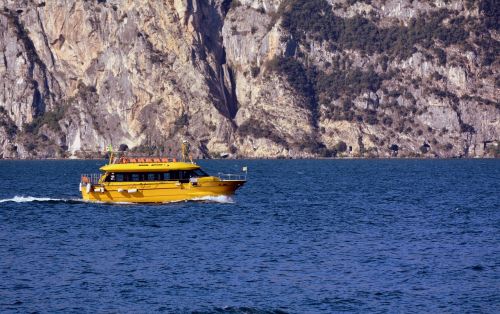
[192,169,209,177]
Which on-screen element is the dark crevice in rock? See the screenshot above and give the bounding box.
[2,9,51,117]
[140,32,169,64]
[226,64,238,118]
[184,0,194,26]
[32,82,42,116]
[216,61,238,121]
[35,8,56,67]
[358,134,366,157]
[447,93,475,157]
[220,0,233,16]
[198,139,210,158]
[190,0,239,123]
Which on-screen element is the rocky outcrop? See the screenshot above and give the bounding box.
[0,0,498,159]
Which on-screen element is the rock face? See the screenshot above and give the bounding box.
[0,0,498,158]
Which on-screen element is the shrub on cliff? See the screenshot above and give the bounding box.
[364,110,379,125]
[315,65,382,102]
[269,55,382,105]
[281,0,468,60]
[0,114,18,137]
[23,104,68,134]
[267,56,317,110]
[316,67,383,99]
[479,0,500,31]
[230,0,242,10]
[174,113,189,127]
[238,118,288,147]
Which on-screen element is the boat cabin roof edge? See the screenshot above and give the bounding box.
[100,162,200,173]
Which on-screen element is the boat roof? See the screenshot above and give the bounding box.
[100,161,200,172]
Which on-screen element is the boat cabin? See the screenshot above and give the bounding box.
[95,158,212,185]
[104,169,209,183]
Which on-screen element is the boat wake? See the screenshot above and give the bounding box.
[0,195,235,205]
[191,195,235,204]
[0,196,84,204]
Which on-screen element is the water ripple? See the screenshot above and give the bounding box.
[0,159,498,313]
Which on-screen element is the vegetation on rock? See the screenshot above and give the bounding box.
[281,0,469,60]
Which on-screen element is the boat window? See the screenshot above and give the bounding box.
[105,172,206,182]
[169,171,180,180]
[180,171,194,182]
[179,171,190,180]
[105,173,128,182]
[192,169,209,177]
[105,173,116,182]
[147,173,161,181]
[166,170,190,182]
[131,173,142,181]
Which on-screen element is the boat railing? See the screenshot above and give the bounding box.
[217,173,247,181]
[109,156,181,164]
[80,173,101,185]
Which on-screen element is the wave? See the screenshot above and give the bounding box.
[190,195,235,204]
[0,196,83,204]
[193,306,288,314]
[0,195,235,205]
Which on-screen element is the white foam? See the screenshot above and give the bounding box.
[0,195,235,205]
[191,195,235,204]
[0,196,62,203]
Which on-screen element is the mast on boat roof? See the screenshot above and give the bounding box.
[106,144,114,164]
[181,140,191,163]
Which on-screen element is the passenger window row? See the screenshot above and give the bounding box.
[106,170,209,182]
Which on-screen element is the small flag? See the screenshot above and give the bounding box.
[242,166,248,172]
[106,144,113,152]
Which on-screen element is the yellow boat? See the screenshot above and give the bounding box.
[79,156,246,203]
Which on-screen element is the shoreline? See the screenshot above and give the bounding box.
[0,156,498,161]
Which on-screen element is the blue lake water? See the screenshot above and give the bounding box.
[0,159,499,313]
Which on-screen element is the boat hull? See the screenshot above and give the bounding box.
[81,180,245,203]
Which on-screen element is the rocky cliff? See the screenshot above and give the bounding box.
[0,0,498,159]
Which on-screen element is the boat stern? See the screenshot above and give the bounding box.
[79,173,104,201]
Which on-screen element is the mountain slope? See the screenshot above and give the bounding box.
[0,0,498,158]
